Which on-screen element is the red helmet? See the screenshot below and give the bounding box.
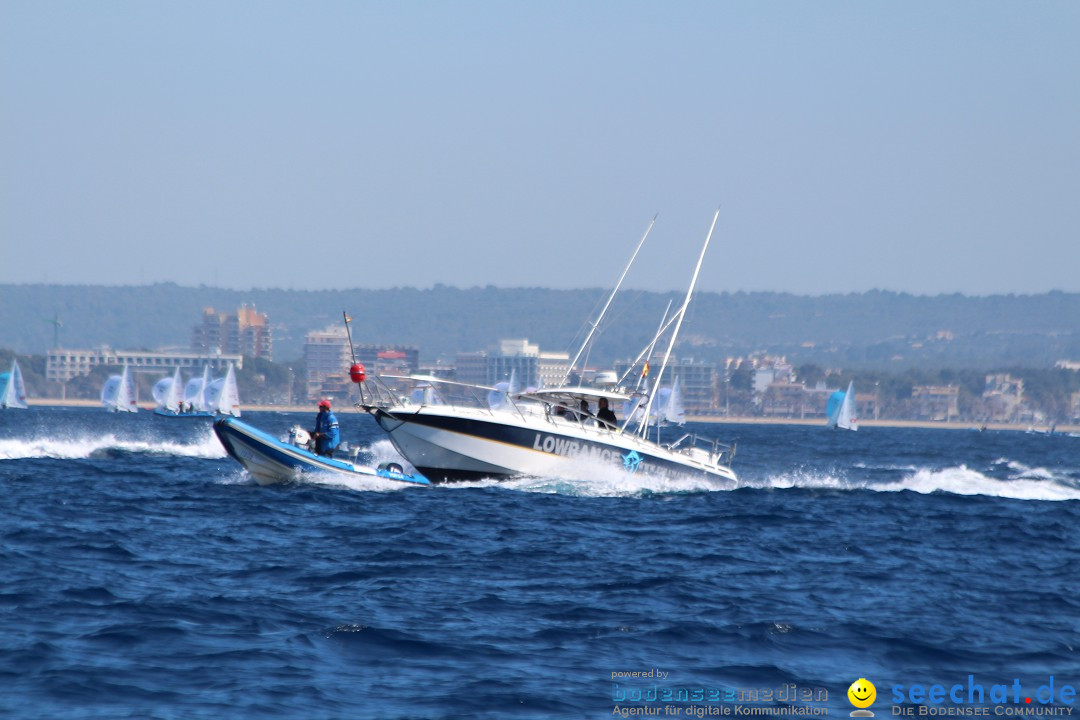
[318,399,331,409]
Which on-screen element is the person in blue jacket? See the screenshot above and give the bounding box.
[312,399,340,457]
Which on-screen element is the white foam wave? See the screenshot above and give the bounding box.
[741,464,1080,502]
[438,454,734,497]
[999,459,1056,481]
[890,466,1080,501]
[298,471,416,493]
[0,429,226,460]
[409,456,1080,501]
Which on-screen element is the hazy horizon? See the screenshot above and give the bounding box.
[3,2,1078,295]
[3,279,1079,300]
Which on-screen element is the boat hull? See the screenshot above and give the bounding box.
[366,406,737,485]
[155,408,214,418]
[213,417,429,487]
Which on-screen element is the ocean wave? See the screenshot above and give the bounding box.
[0,429,226,460]
[438,463,1080,501]
[742,464,1080,501]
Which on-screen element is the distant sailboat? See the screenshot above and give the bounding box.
[102,364,138,413]
[826,381,858,431]
[203,362,241,417]
[184,365,213,414]
[153,367,186,416]
[655,375,686,426]
[0,359,28,409]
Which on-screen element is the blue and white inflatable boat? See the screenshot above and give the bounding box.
[214,417,430,487]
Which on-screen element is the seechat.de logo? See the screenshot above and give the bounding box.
[848,678,877,717]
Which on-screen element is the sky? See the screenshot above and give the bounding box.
[1,1,1078,296]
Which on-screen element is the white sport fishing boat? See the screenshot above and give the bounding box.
[356,211,738,485]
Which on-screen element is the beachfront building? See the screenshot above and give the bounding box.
[303,327,419,402]
[192,305,273,360]
[303,328,350,401]
[912,385,960,422]
[47,347,242,384]
[454,340,569,390]
[538,351,571,389]
[983,373,1024,423]
[454,351,489,387]
[613,356,720,416]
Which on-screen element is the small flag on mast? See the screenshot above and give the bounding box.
[642,361,650,378]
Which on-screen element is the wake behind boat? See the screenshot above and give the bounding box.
[355,210,738,486]
[214,416,429,487]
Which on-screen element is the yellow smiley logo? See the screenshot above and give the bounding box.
[848,678,876,708]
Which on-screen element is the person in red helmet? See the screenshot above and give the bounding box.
[312,399,340,457]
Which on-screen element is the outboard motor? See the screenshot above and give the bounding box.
[287,425,312,450]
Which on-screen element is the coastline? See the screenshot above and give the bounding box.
[24,399,1078,434]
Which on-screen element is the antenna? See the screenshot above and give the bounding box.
[563,214,657,385]
[638,208,720,437]
[343,311,367,404]
[342,311,357,364]
[45,312,63,349]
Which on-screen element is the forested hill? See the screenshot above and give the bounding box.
[2,283,1080,370]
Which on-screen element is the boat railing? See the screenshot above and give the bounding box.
[663,432,735,467]
[359,374,541,423]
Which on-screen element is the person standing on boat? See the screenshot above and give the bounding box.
[596,397,617,430]
[312,399,340,457]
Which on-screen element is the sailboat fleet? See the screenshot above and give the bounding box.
[98,361,241,416]
[153,362,241,417]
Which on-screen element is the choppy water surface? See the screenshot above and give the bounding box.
[1,409,1077,719]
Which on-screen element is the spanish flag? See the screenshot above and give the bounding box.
[642,361,650,378]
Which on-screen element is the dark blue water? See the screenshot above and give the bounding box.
[2,408,1078,719]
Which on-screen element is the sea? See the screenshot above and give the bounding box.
[1,408,1077,720]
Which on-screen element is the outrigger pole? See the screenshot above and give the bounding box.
[618,299,673,436]
[343,311,365,405]
[562,214,657,385]
[637,207,720,437]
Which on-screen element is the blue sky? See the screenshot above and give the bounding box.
[2,1,1078,295]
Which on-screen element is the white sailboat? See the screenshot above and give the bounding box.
[358,211,738,484]
[101,363,138,413]
[153,367,186,415]
[826,381,858,431]
[181,365,214,415]
[203,362,241,417]
[655,376,686,426]
[1,359,28,409]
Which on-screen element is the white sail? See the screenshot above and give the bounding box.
[165,367,184,412]
[657,376,686,426]
[184,376,205,410]
[486,369,518,411]
[204,363,241,417]
[102,364,138,413]
[1,359,28,409]
[827,381,858,431]
[154,367,184,413]
[184,365,213,412]
[152,378,172,407]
